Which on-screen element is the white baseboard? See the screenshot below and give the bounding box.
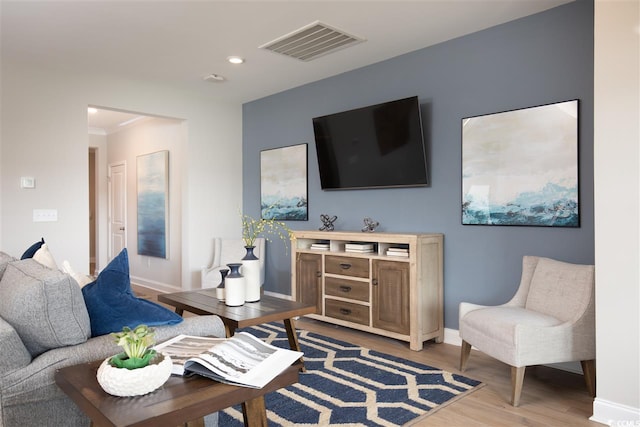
[444,327,463,346]
[130,276,182,294]
[591,398,640,426]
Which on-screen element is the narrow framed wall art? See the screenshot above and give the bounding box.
[462,100,579,227]
[260,143,308,220]
[137,150,169,258]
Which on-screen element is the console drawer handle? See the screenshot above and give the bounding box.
[339,308,352,315]
[339,285,352,293]
[339,263,352,270]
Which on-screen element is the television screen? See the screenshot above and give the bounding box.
[313,96,428,190]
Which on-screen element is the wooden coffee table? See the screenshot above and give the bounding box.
[55,359,301,427]
[158,290,316,370]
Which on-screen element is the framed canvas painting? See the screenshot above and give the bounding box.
[462,100,579,227]
[260,143,308,220]
[137,150,169,258]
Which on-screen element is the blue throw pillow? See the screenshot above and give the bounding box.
[81,248,182,337]
[21,238,45,260]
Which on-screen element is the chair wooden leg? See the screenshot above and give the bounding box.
[581,359,596,397]
[460,340,471,371]
[511,366,526,406]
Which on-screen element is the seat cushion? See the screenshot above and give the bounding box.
[0,259,91,356]
[82,248,182,337]
[461,307,562,345]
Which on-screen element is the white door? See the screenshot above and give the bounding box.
[108,162,127,260]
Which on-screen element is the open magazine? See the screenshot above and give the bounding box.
[153,332,303,389]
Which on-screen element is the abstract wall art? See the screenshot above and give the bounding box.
[260,143,308,220]
[137,150,169,258]
[462,100,579,227]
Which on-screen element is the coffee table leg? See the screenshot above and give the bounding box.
[284,318,305,371]
[224,322,235,338]
[242,396,268,427]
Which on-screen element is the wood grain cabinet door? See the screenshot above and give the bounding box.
[372,260,410,335]
[296,253,323,315]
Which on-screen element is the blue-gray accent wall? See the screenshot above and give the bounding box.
[243,0,594,329]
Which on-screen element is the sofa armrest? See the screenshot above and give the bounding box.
[154,314,226,343]
[0,317,31,375]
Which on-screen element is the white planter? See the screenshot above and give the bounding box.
[96,353,172,397]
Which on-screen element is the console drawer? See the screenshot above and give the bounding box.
[325,256,369,278]
[325,277,369,302]
[325,299,369,326]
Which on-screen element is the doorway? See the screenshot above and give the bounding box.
[108,161,127,260]
[87,106,184,290]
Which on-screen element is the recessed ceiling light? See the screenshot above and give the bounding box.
[87,107,98,114]
[227,56,244,64]
[203,74,225,82]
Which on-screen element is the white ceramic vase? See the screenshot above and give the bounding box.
[215,268,229,301]
[96,353,172,397]
[242,246,261,302]
[242,260,260,302]
[225,263,245,306]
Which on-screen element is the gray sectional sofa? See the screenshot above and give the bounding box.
[0,252,225,427]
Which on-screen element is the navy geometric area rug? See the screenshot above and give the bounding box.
[219,322,483,426]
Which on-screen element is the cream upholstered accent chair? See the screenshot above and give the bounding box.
[458,255,595,406]
[201,238,265,288]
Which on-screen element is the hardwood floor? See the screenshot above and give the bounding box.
[137,285,599,426]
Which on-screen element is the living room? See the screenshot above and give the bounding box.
[0,0,637,426]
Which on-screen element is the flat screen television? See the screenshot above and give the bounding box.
[312,96,428,190]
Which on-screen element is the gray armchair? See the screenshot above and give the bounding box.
[458,255,595,406]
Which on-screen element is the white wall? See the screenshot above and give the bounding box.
[107,117,184,290]
[592,0,640,424]
[1,63,243,290]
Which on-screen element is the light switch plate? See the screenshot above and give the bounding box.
[33,209,58,222]
[21,177,35,189]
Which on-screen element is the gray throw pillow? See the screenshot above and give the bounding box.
[0,251,16,280]
[0,259,91,356]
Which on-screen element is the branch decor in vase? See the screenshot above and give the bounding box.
[241,208,293,249]
[241,208,294,302]
[96,325,173,397]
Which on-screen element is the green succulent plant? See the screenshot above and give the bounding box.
[109,325,157,369]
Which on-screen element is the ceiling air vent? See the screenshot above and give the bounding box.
[260,21,365,62]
